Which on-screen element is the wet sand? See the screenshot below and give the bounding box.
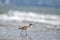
[0,38,15,40]
[0,20,60,40]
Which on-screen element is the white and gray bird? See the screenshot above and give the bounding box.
[18,24,33,37]
[18,24,32,30]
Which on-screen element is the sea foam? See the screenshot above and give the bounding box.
[0,10,60,25]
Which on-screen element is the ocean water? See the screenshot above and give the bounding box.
[0,7,60,40]
[0,7,60,25]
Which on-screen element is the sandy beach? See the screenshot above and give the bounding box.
[0,20,60,40]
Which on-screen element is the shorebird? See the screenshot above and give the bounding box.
[18,24,32,36]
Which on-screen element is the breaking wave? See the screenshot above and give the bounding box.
[0,10,60,25]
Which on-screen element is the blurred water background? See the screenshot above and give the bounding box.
[0,0,60,40]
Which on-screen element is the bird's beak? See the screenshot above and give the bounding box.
[32,24,36,26]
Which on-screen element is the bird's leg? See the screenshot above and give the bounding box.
[20,29,23,36]
[25,30,28,37]
[25,30,32,40]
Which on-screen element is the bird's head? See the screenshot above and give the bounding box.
[29,23,36,27]
[29,23,36,26]
[30,24,32,25]
[29,23,32,27]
